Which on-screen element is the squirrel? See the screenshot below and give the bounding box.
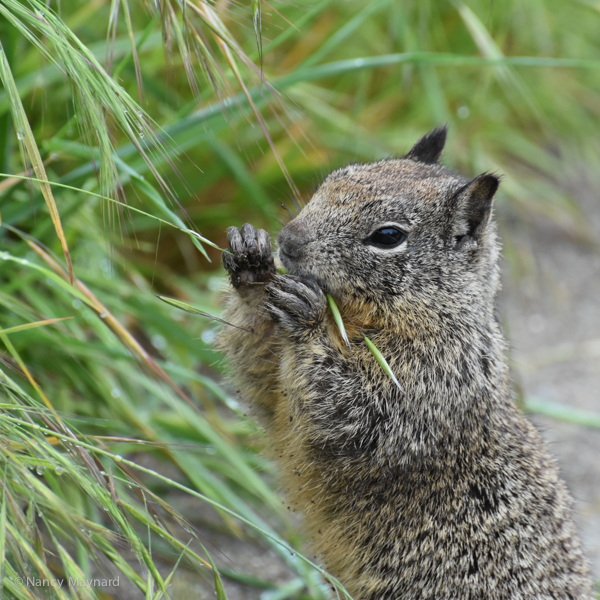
[217,127,593,599]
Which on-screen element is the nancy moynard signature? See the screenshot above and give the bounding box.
[14,576,120,589]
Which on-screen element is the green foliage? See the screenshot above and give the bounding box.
[0,0,599,597]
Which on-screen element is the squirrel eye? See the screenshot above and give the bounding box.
[365,226,407,249]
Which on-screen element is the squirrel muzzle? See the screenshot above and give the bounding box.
[277,218,311,266]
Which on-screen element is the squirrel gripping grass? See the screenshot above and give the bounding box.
[218,128,592,599]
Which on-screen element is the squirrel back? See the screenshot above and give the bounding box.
[218,128,593,599]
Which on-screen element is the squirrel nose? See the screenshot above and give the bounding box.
[277,219,309,260]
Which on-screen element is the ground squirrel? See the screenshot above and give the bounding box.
[217,128,593,599]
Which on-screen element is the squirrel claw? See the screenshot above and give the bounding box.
[223,224,275,291]
[265,275,326,336]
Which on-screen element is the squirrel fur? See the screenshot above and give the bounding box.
[217,128,593,599]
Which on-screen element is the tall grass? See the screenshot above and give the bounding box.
[1,0,600,598]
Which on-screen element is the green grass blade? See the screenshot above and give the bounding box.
[364,336,405,394]
[0,252,95,308]
[0,466,7,598]
[0,173,222,251]
[525,398,600,429]
[0,44,74,283]
[301,0,391,68]
[252,0,263,74]
[326,293,350,350]
[0,318,72,336]
[14,420,353,599]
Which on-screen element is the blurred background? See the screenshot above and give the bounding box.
[0,0,599,598]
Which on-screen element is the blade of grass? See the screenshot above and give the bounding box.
[0,466,7,599]
[363,336,405,394]
[252,0,263,77]
[326,293,350,351]
[525,397,600,429]
[0,173,223,251]
[0,332,54,410]
[277,53,600,87]
[15,420,353,600]
[156,296,253,333]
[25,239,204,416]
[0,44,74,283]
[453,1,543,122]
[250,0,333,61]
[0,318,73,336]
[202,541,228,600]
[300,0,391,68]
[121,0,144,102]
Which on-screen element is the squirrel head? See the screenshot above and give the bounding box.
[277,127,501,328]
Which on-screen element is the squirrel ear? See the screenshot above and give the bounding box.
[451,173,499,249]
[405,126,447,164]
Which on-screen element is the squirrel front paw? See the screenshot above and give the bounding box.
[223,223,275,293]
[265,276,326,337]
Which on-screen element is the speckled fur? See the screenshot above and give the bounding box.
[217,129,593,599]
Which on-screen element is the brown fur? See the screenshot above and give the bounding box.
[217,129,593,599]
